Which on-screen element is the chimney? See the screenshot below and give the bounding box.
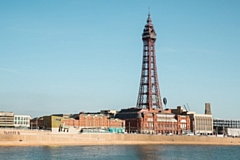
[205,103,211,115]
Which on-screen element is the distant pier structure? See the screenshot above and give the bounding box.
[136,13,163,111]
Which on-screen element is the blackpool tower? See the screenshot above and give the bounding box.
[136,14,163,111]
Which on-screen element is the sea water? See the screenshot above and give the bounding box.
[0,145,239,160]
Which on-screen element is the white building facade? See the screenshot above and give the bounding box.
[188,112,213,134]
[14,115,31,128]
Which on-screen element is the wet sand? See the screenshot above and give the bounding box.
[0,139,239,147]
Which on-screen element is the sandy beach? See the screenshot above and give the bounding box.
[1,135,240,147]
[1,129,240,147]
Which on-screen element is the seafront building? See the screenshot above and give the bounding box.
[188,113,213,135]
[190,103,213,134]
[213,118,240,137]
[0,111,14,128]
[115,108,170,134]
[172,105,213,135]
[63,112,124,133]
[30,117,44,129]
[115,107,191,134]
[214,119,240,129]
[14,115,31,129]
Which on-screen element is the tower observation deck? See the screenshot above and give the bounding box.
[136,14,163,111]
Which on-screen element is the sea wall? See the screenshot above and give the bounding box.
[0,129,240,146]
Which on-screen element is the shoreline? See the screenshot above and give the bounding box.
[1,139,240,147]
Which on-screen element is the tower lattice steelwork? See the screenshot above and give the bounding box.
[136,14,163,111]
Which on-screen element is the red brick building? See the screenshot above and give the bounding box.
[175,115,191,134]
[115,107,191,135]
[62,113,125,130]
[30,117,44,129]
[171,106,191,134]
[116,108,174,134]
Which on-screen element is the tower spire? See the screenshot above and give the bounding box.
[136,14,163,111]
[147,13,152,24]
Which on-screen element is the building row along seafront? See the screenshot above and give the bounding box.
[1,103,240,137]
[0,112,31,129]
[1,14,240,139]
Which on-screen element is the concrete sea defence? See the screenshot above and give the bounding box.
[0,129,240,146]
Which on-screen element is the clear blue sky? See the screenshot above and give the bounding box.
[0,0,240,119]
